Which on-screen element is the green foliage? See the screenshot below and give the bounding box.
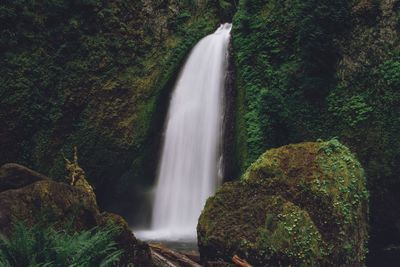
[328,94,373,127]
[377,57,400,87]
[169,11,191,31]
[232,0,351,173]
[0,0,219,216]
[0,222,122,267]
[258,203,326,267]
[232,1,400,258]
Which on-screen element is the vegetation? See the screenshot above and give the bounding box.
[0,221,122,267]
[0,0,399,264]
[232,0,400,260]
[0,0,222,218]
[232,0,351,171]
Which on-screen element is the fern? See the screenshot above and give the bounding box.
[0,222,123,267]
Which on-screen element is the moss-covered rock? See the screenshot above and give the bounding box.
[0,163,48,193]
[198,140,368,267]
[0,179,99,234]
[97,212,152,266]
[0,163,153,266]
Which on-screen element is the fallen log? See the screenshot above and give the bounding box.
[151,249,178,267]
[150,243,202,267]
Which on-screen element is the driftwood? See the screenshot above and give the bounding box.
[63,146,85,186]
[232,255,252,267]
[149,244,251,267]
[63,146,97,204]
[182,251,201,264]
[150,244,202,267]
[151,249,178,267]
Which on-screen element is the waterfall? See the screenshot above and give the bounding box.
[136,23,232,241]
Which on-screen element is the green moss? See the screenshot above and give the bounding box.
[0,0,220,215]
[231,0,400,258]
[198,141,368,266]
[232,0,350,174]
[258,202,326,266]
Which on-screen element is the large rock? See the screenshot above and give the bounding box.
[0,163,48,193]
[0,163,153,267]
[97,212,153,266]
[0,179,99,235]
[198,140,369,267]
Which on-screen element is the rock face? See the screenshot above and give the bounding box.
[0,163,153,267]
[0,0,222,222]
[198,140,369,267]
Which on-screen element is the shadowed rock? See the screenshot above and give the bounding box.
[0,163,48,193]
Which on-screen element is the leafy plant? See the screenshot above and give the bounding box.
[0,222,123,267]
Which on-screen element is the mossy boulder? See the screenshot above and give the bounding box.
[0,163,153,266]
[0,179,99,235]
[0,163,48,193]
[198,140,369,266]
[97,212,152,266]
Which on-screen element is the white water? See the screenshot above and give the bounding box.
[136,23,232,241]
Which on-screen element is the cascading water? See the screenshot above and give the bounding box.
[136,23,232,241]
